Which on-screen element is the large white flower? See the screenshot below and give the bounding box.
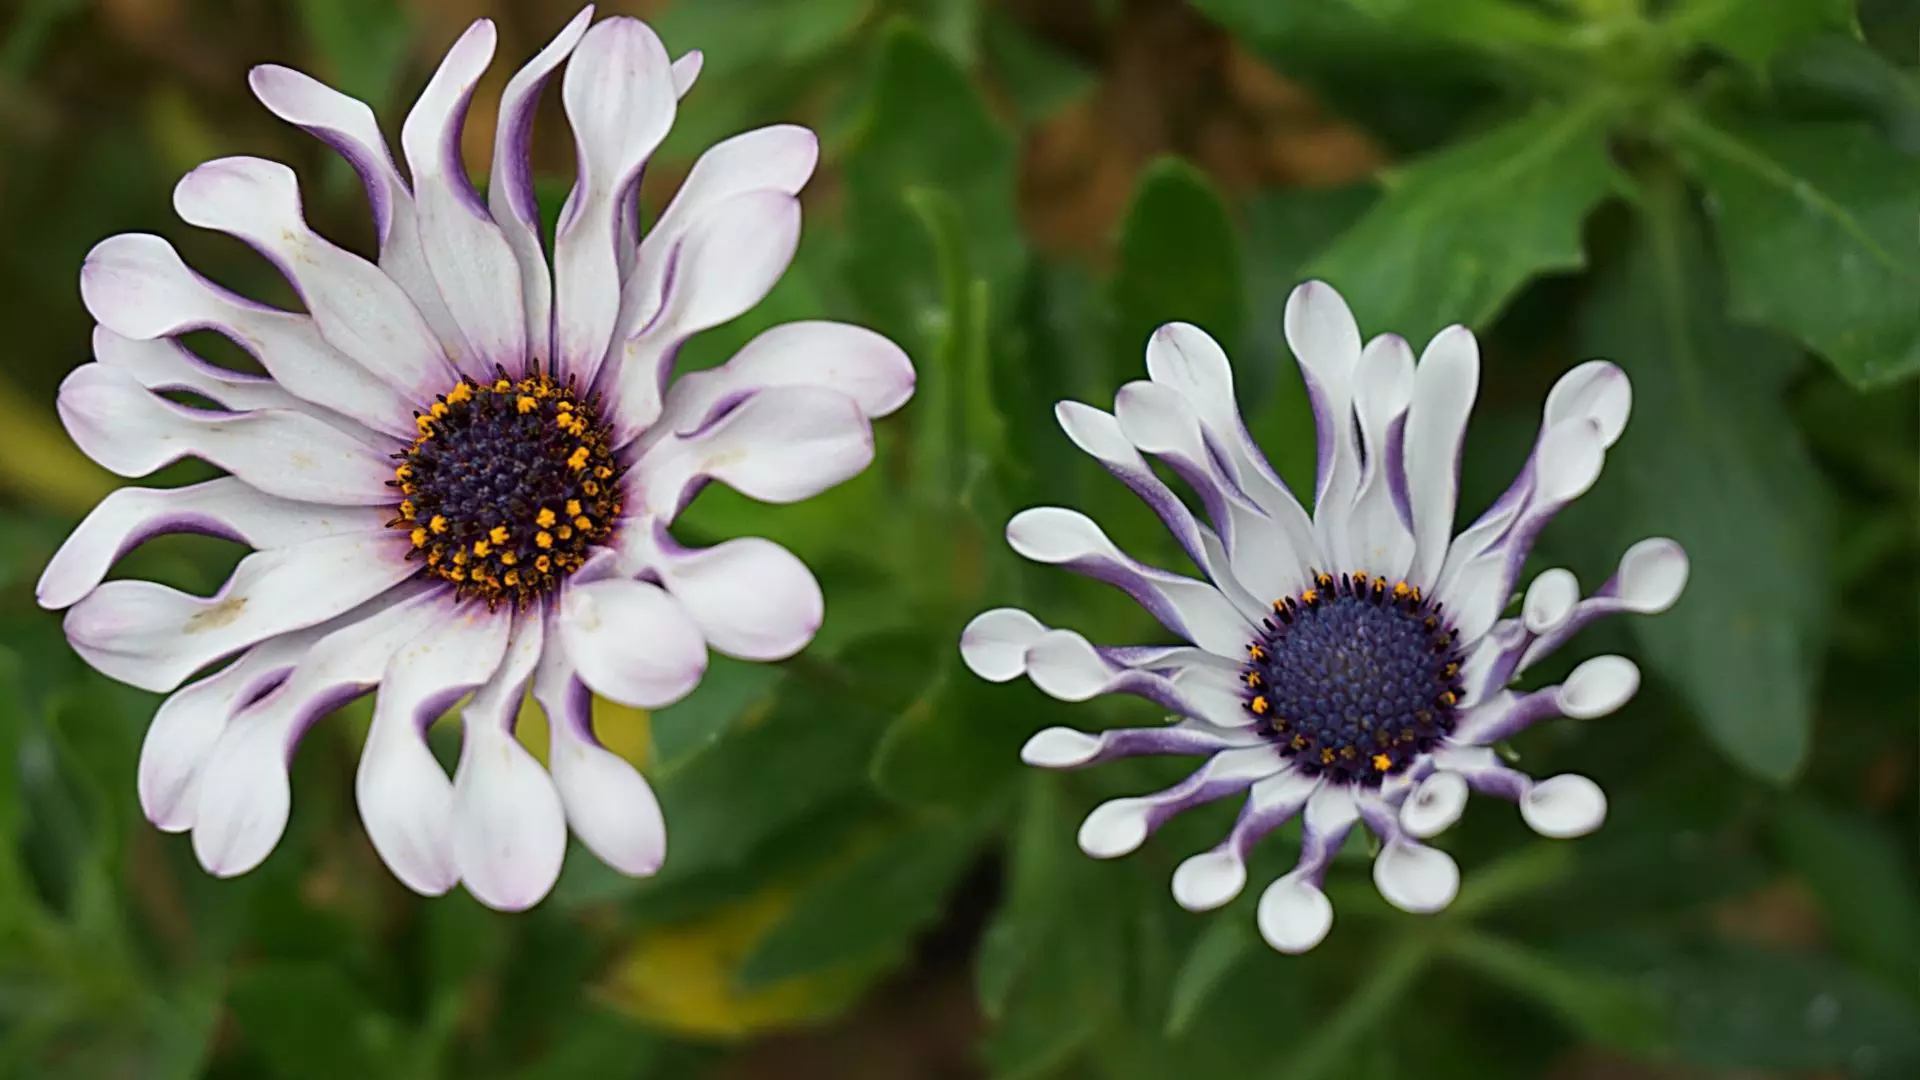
[39,8,913,911]
[961,282,1683,953]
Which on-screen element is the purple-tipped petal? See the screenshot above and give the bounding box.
[1019,721,1265,769]
[1076,746,1285,859]
[632,385,872,517]
[1372,836,1460,914]
[1404,325,1480,590]
[1171,768,1318,911]
[1345,332,1417,580]
[635,523,822,661]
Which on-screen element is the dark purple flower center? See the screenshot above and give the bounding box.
[1242,572,1466,787]
[389,370,623,607]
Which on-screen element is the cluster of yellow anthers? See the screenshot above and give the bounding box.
[387,372,622,608]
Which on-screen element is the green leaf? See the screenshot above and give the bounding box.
[843,19,1020,362]
[292,0,410,113]
[1443,932,1666,1053]
[1309,101,1624,345]
[1775,34,1920,154]
[648,657,784,770]
[1675,0,1857,75]
[1673,115,1920,386]
[1163,918,1256,1038]
[870,663,1041,809]
[1574,174,1830,783]
[227,965,398,1080]
[1772,798,1920,990]
[738,818,977,986]
[981,11,1097,122]
[1110,157,1246,384]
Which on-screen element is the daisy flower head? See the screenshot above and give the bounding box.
[961,282,1684,954]
[41,7,913,910]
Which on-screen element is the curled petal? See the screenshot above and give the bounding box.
[1004,507,1253,656]
[1399,770,1468,840]
[1258,875,1336,954]
[64,531,417,693]
[632,386,872,517]
[1171,768,1318,911]
[1076,746,1285,859]
[1521,774,1608,838]
[79,234,415,435]
[1522,568,1579,635]
[1055,401,1216,580]
[1024,628,1250,727]
[453,613,567,910]
[1018,721,1265,769]
[1519,539,1687,673]
[535,624,667,876]
[959,608,1048,683]
[38,478,387,611]
[636,524,822,661]
[94,326,308,415]
[1372,837,1460,914]
[57,365,394,505]
[557,576,707,708]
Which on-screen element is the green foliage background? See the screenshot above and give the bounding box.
[0,0,1916,1077]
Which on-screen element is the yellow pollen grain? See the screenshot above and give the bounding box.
[565,499,582,517]
[593,466,612,480]
[573,515,592,531]
[536,531,553,549]
[494,378,511,392]
[517,396,537,413]
[488,525,509,545]
[1302,588,1318,605]
[535,555,551,573]
[473,539,492,557]
[399,500,415,518]
[410,528,427,546]
[446,383,473,404]
[500,552,517,566]
[582,481,600,496]
[555,525,573,540]
[430,401,449,419]
[1372,754,1392,771]
[449,568,466,582]
[1393,581,1412,598]
[504,570,520,586]
[536,508,557,528]
[430,515,448,534]
[415,415,436,435]
[1250,696,1269,715]
[452,551,469,566]
[567,447,590,470]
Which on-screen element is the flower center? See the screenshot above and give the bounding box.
[1242,573,1466,786]
[389,371,622,606]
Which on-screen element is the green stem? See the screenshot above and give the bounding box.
[1272,936,1434,1080]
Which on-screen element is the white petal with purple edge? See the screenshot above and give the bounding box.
[633,386,872,515]
[536,625,667,876]
[1373,838,1460,914]
[552,16,676,386]
[94,327,308,415]
[642,528,822,661]
[357,605,511,896]
[1522,568,1579,634]
[79,234,416,435]
[1258,876,1335,954]
[453,613,567,911]
[558,576,708,708]
[63,530,417,693]
[1558,655,1640,718]
[488,7,594,376]
[1521,775,1607,838]
[401,20,529,380]
[1404,325,1479,588]
[173,157,454,394]
[1545,360,1631,447]
[959,608,1048,682]
[1284,282,1363,521]
[38,477,388,611]
[1075,746,1284,858]
[647,321,914,443]
[1346,333,1416,578]
[57,365,394,505]
[1400,770,1468,839]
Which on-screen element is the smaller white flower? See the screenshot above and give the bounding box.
[962,282,1684,953]
[40,7,913,911]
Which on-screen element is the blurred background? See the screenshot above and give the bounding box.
[1,0,1917,1077]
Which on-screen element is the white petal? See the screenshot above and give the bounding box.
[1404,325,1479,589]
[453,613,566,911]
[632,386,872,516]
[1372,839,1460,914]
[1534,418,1606,503]
[1440,548,1508,647]
[63,531,417,693]
[1257,876,1335,954]
[357,606,512,896]
[1615,537,1688,612]
[642,320,914,447]
[37,477,387,611]
[607,191,802,440]
[1557,655,1639,718]
[79,234,415,435]
[189,590,445,875]
[1522,568,1579,635]
[1345,332,1416,579]
[488,6,594,375]
[1545,360,1631,448]
[536,624,667,876]
[557,576,708,708]
[671,50,704,95]
[1520,774,1607,838]
[1053,400,1219,578]
[94,326,309,415]
[1023,628,1250,727]
[1017,721,1264,768]
[1284,282,1363,530]
[173,157,454,394]
[400,20,529,381]
[1075,746,1284,859]
[1171,768,1318,911]
[1399,770,1468,840]
[642,528,822,661]
[57,365,394,505]
[552,15,676,386]
[1004,507,1252,656]
[959,608,1048,682]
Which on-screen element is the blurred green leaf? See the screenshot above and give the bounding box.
[1444,931,1666,1052]
[843,19,1020,361]
[1674,115,1920,386]
[1271,937,1433,1080]
[1110,157,1246,384]
[1311,101,1624,344]
[1775,34,1920,153]
[1163,917,1256,1038]
[293,0,411,114]
[1772,798,1920,991]
[505,1008,664,1080]
[227,965,398,1080]
[982,11,1097,122]
[649,657,784,770]
[979,777,1124,1077]
[738,817,976,986]
[1676,0,1856,75]
[1576,174,1829,783]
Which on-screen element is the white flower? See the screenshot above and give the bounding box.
[40,7,913,911]
[961,282,1683,953]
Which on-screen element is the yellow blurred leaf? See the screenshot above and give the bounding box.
[0,377,117,515]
